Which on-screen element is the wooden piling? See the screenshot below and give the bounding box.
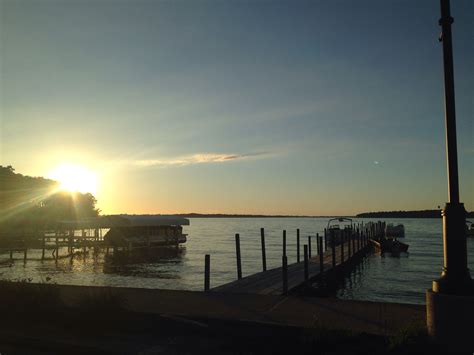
[331,232,336,269]
[341,233,345,263]
[260,228,267,272]
[352,230,356,253]
[10,250,13,261]
[24,249,27,263]
[347,229,352,257]
[235,233,242,280]
[41,236,45,260]
[55,237,59,262]
[316,233,320,255]
[324,228,328,250]
[283,230,286,258]
[204,254,210,291]
[303,245,309,282]
[296,229,300,263]
[282,255,288,295]
[308,236,312,258]
[318,236,324,272]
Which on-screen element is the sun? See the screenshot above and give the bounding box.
[49,164,98,195]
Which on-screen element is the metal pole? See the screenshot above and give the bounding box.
[432,0,470,295]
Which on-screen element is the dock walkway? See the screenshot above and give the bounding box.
[213,236,370,295]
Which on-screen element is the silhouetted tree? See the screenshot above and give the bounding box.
[0,166,100,231]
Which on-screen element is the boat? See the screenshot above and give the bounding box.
[103,215,189,249]
[371,237,409,254]
[385,224,405,238]
[467,221,474,237]
[326,217,353,246]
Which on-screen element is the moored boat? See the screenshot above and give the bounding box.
[326,217,353,246]
[385,224,405,238]
[371,237,409,254]
[104,215,189,249]
[467,221,474,237]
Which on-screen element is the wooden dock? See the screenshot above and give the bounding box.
[211,222,384,295]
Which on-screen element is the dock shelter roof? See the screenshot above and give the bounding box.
[57,215,190,229]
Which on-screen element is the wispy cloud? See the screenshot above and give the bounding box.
[135,152,270,168]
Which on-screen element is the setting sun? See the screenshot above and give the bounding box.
[48,164,98,195]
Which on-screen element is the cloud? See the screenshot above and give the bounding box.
[135,152,269,168]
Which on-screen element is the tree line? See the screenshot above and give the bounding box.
[356,209,474,218]
[0,165,100,231]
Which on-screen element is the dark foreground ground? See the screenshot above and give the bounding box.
[0,309,450,354]
[0,281,462,354]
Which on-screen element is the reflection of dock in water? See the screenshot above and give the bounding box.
[0,215,190,263]
[103,247,186,278]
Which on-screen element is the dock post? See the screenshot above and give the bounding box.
[318,236,324,272]
[308,236,312,258]
[331,231,336,269]
[282,255,288,295]
[24,249,27,263]
[316,233,320,255]
[283,230,286,258]
[235,233,242,280]
[296,229,300,263]
[260,228,267,272]
[347,229,350,255]
[357,230,360,252]
[204,254,210,291]
[10,250,13,261]
[352,230,356,254]
[55,237,59,262]
[341,232,345,264]
[41,236,45,260]
[324,228,328,250]
[304,245,309,282]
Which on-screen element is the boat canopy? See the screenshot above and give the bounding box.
[57,215,190,229]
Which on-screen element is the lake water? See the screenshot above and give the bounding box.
[1,217,473,305]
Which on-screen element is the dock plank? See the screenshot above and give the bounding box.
[212,240,369,295]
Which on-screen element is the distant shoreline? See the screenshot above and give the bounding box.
[356,209,474,219]
[108,210,473,219]
[164,214,344,219]
[115,210,474,219]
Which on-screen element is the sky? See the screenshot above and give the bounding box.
[1,0,473,215]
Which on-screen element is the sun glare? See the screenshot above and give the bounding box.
[49,164,98,195]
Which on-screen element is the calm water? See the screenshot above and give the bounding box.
[1,218,473,305]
